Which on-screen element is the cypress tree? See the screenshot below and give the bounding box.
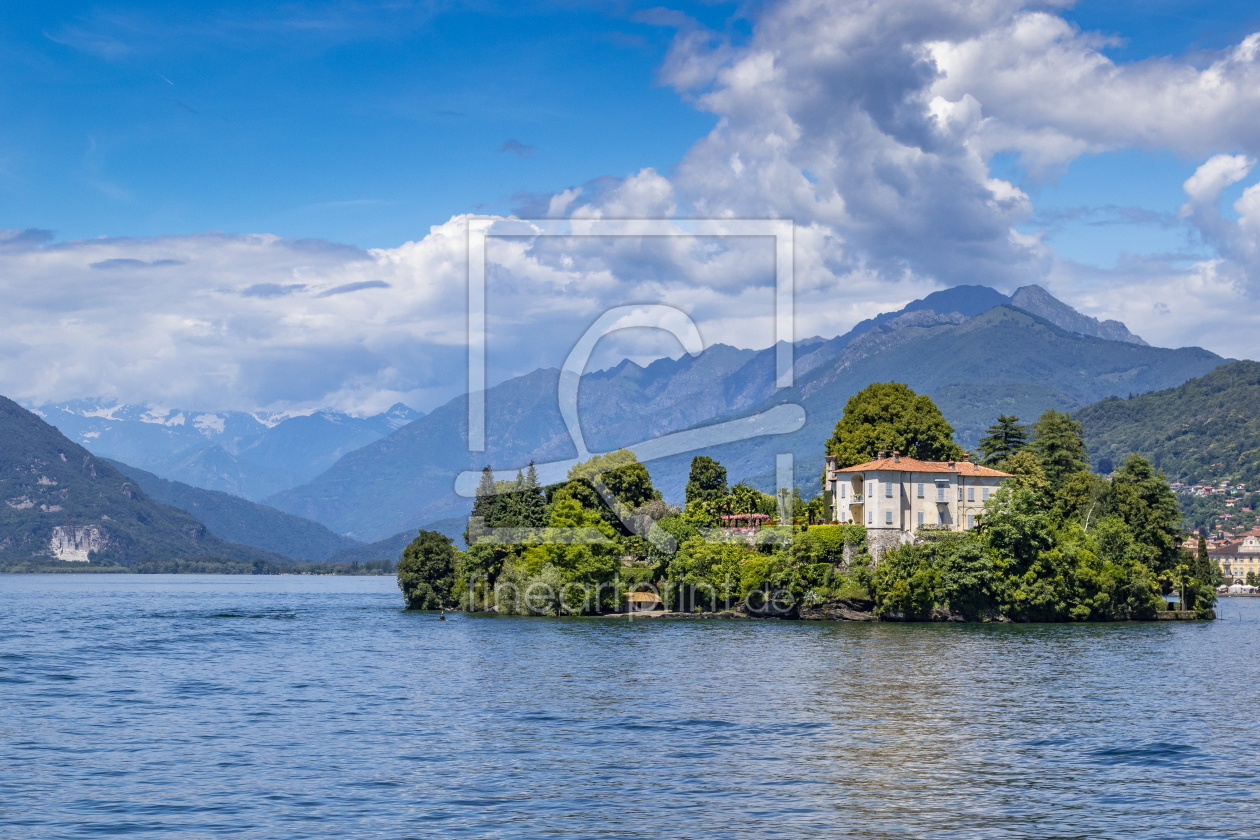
[1194,534,1212,583]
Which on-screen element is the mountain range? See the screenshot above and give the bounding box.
[104,459,362,561]
[261,285,1220,542]
[33,401,421,501]
[11,282,1226,558]
[0,396,289,567]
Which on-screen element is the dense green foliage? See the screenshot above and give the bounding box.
[0,396,290,568]
[867,450,1213,621]
[446,451,668,614]
[1031,410,1090,491]
[978,415,1028,465]
[355,337,1226,620]
[105,459,361,561]
[826,382,964,467]
[417,388,1212,621]
[685,456,728,504]
[398,530,458,609]
[1077,361,1260,488]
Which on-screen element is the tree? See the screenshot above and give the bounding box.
[601,461,661,509]
[1030,410,1089,491]
[998,450,1053,500]
[549,451,661,535]
[494,470,527,528]
[727,483,777,516]
[498,462,548,529]
[567,449,639,482]
[397,530,458,609]
[464,465,498,545]
[979,415,1028,465]
[1193,534,1212,583]
[1055,470,1111,528]
[1107,455,1181,572]
[566,450,660,509]
[980,483,1055,577]
[519,462,548,527]
[937,537,999,620]
[826,382,963,468]
[686,456,728,504]
[872,543,939,619]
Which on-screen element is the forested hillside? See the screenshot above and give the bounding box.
[1078,361,1260,487]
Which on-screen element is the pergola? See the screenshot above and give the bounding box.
[720,513,772,529]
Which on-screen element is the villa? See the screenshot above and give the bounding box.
[1208,535,1260,584]
[825,450,1011,558]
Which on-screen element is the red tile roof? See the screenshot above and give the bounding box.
[834,455,1011,477]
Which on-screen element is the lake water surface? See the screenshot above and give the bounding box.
[1,574,1258,839]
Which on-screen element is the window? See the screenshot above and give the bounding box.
[982,488,990,501]
[840,484,846,499]
[917,483,924,498]
[868,511,872,524]
[938,510,946,525]
[868,482,874,498]
[937,485,945,502]
[885,511,893,525]
[917,511,924,526]
[967,487,974,502]
[958,486,963,501]
[885,482,892,498]
[968,514,974,528]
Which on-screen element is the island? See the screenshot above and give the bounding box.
[398,382,1218,622]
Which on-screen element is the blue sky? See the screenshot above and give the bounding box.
[0,1,726,248]
[3,1,1260,414]
[1,0,1254,264]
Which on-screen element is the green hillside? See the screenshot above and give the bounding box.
[0,396,289,567]
[105,459,361,561]
[1077,360,1260,487]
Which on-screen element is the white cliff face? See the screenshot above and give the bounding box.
[49,525,106,562]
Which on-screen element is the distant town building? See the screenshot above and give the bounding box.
[1208,535,1260,584]
[825,451,1010,558]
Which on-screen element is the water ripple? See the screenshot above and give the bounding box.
[0,574,1255,839]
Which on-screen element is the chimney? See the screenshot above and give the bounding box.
[948,458,955,469]
[962,453,969,462]
[893,450,900,463]
[877,450,885,460]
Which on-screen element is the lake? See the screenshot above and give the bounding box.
[1,574,1257,839]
